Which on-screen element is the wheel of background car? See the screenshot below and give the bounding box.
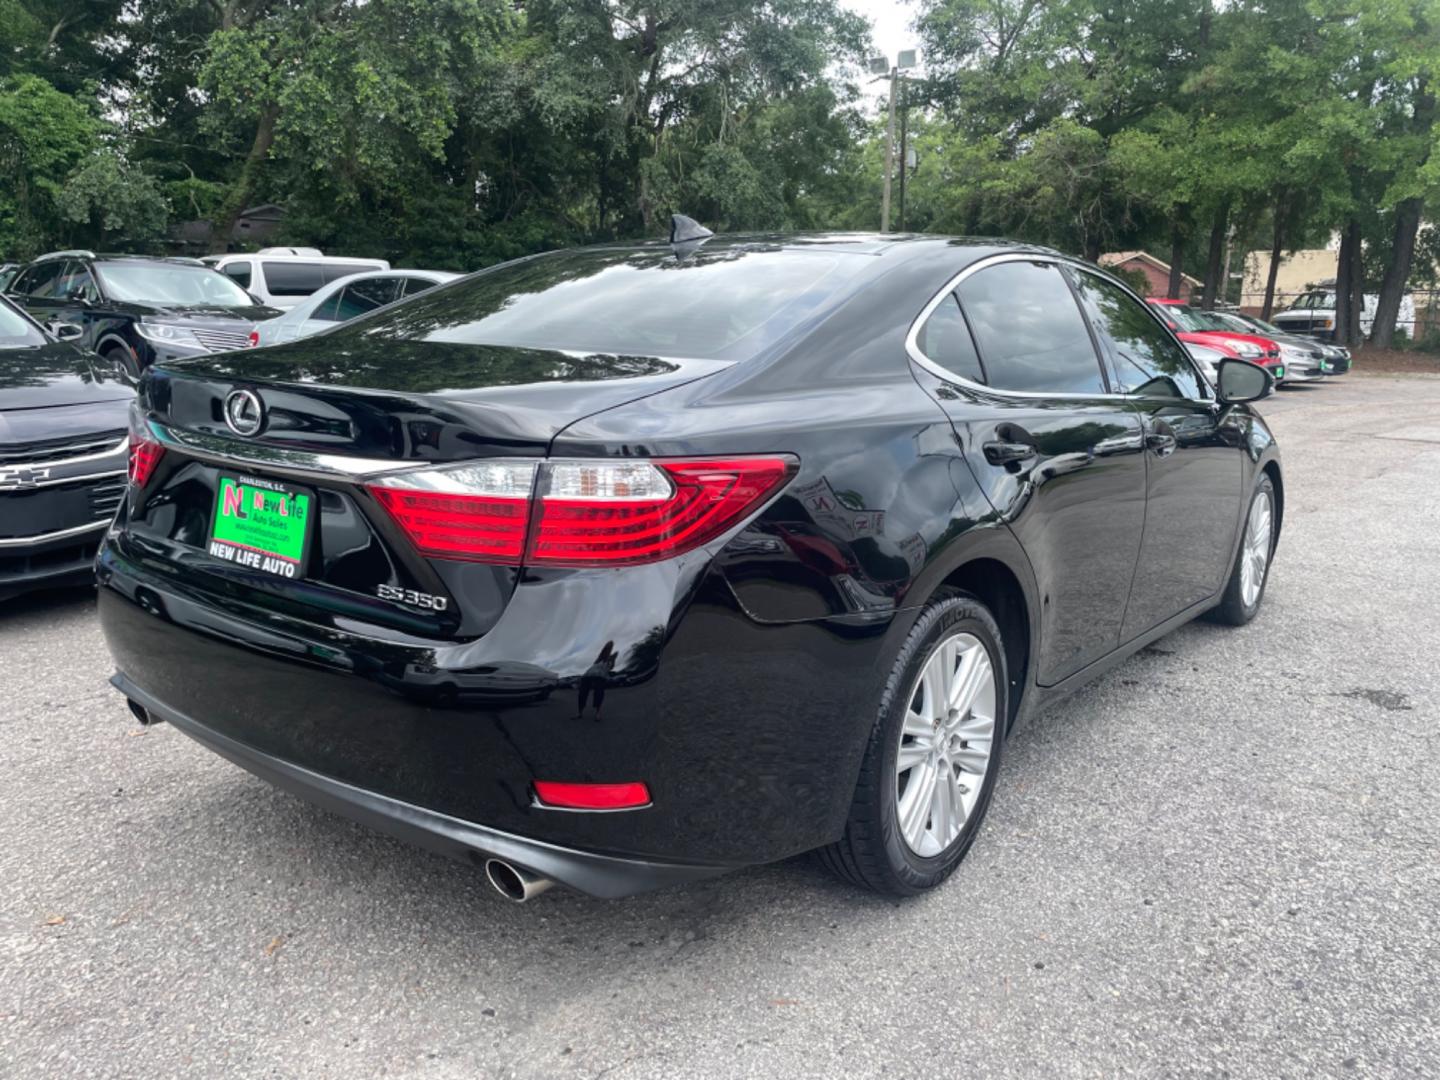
[1208,475,1276,626]
[103,343,140,381]
[819,590,1006,895]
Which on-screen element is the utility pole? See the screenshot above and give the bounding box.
[898,77,908,232]
[881,67,897,232]
[870,50,917,233]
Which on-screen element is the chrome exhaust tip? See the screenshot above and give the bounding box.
[484,858,554,903]
[126,698,159,726]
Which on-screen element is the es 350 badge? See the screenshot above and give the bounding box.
[376,584,449,611]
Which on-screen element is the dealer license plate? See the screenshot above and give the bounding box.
[207,474,313,579]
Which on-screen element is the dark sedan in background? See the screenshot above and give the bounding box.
[4,251,279,380]
[99,227,1281,901]
[0,296,132,601]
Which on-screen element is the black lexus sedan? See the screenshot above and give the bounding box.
[4,252,279,380]
[98,229,1282,900]
[1,296,132,601]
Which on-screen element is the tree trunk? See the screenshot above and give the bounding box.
[1345,220,1364,347]
[209,104,279,249]
[1260,196,1285,320]
[1371,77,1435,347]
[1201,202,1228,309]
[1167,223,1185,299]
[1369,196,1422,348]
[1334,220,1354,344]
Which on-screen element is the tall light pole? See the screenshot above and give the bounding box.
[868,50,918,233]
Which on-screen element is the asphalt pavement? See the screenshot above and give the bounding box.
[2,373,1438,1079]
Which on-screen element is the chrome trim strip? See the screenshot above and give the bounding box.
[19,467,127,491]
[0,435,128,470]
[0,518,108,548]
[903,251,1205,403]
[149,421,416,480]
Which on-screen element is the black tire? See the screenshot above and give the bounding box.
[1208,475,1276,626]
[103,344,140,382]
[819,591,1007,896]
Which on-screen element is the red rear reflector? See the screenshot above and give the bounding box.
[247,330,260,347]
[528,457,793,566]
[533,781,651,810]
[369,487,529,564]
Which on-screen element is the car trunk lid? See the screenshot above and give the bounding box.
[124,343,727,641]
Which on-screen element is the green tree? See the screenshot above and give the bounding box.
[0,74,100,257]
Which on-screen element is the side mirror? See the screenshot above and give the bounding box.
[1215,358,1273,404]
[48,321,84,343]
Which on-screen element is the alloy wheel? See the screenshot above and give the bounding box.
[1239,490,1273,609]
[895,631,997,857]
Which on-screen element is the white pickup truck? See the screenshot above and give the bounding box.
[1270,286,1415,341]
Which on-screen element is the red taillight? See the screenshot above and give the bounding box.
[533,780,651,810]
[367,456,794,569]
[529,458,793,566]
[247,330,260,348]
[369,487,530,564]
[127,408,165,488]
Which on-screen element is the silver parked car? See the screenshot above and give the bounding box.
[247,269,460,348]
[1218,311,1351,375]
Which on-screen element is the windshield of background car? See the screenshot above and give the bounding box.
[346,246,868,361]
[1183,310,1249,333]
[1290,292,1332,310]
[1164,307,1212,332]
[94,262,255,307]
[0,299,46,346]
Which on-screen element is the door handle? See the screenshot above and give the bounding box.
[983,440,1037,466]
[1145,431,1177,457]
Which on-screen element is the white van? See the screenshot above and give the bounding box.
[201,248,390,310]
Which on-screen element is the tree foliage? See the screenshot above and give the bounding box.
[2,0,1439,343]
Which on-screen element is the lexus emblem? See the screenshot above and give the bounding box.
[223,389,264,437]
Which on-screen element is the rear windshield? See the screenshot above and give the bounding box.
[346,246,867,361]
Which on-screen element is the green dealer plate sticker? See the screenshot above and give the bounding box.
[208,474,313,579]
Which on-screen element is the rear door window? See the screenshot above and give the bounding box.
[15,261,63,300]
[260,261,325,296]
[955,261,1107,395]
[334,277,402,320]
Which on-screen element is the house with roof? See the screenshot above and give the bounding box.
[1098,251,1202,300]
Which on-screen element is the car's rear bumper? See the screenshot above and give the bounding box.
[96,538,890,873]
[111,671,724,898]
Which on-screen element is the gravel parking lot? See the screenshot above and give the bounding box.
[2,373,1437,1079]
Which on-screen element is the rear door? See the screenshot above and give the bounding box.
[914,256,1148,685]
[1066,267,1244,636]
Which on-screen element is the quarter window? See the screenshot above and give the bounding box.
[1068,270,1202,399]
[400,276,440,298]
[916,293,984,383]
[955,261,1106,395]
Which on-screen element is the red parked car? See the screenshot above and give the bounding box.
[1145,299,1285,379]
